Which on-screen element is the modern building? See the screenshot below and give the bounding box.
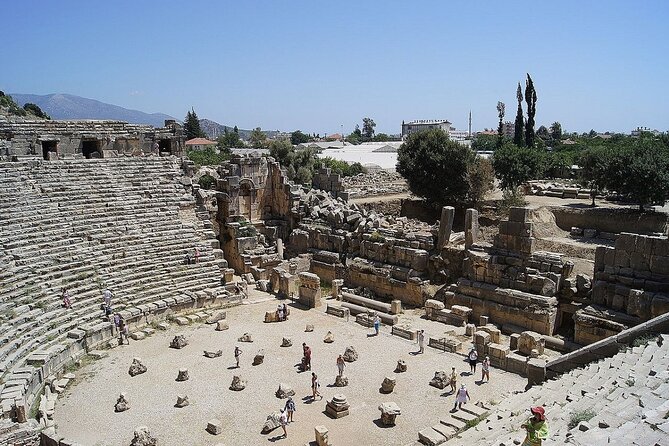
[185,137,217,151]
[401,119,452,139]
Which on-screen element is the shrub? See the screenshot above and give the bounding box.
[198,174,216,190]
[568,409,596,429]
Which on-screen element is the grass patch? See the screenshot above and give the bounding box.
[369,230,386,243]
[28,387,43,419]
[497,188,528,215]
[465,415,486,429]
[320,280,332,297]
[568,409,596,429]
[632,334,657,347]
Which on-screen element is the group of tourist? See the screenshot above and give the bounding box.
[275,303,289,322]
[183,247,201,265]
[467,346,490,383]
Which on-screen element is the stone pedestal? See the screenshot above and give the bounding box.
[315,425,329,446]
[325,394,350,418]
[170,334,188,349]
[128,358,147,377]
[176,368,189,381]
[334,375,349,387]
[429,371,448,389]
[175,394,189,408]
[230,375,246,391]
[527,358,546,386]
[395,359,407,373]
[343,346,358,362]
[332,279,344,299]
[206,419,222,435]
[298,272,322,308]
[378,402,401,426]
[390,299,402,315]
[381,376,396,393]
[114,393,129,412]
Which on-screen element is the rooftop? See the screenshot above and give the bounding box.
[185,137,216,145]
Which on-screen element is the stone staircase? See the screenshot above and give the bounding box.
[0,157,234,415]
[433,335,669,445]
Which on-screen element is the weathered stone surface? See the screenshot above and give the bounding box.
[204,349,223,358]
[315,425,329,446]
[334,375,349,387]
[281,337,293,347]
[253,350,265,366]
[176,368,189,382]
[325,394,350,419]
[215,320,229,331]
[518,331,545,356]
[275,383,295,399]
[378,401,401,426]
[128,358,147,377]
[175,394,189,408]
[305,324,314,332]
[238,333,253,342]
[343,346,358,362]
[230,375,246,391]
[130,426,157,446]
[170,334,188,349]
[395,359,407,373]
[261,412,282,434]
[381,376,396,393]
[114,393,129,412]
[429,371,449,389]
[206,311,226,324]
[206,419,222,435]
[323,331,335,343]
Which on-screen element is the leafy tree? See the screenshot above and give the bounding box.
[249,127,267,149]
[472,134,498,152]
[23,103,50,119]
[362,117,376,139]
[0,93,27,116]
[186,147,229,167]
[496,101,505,148]
[184,108,206,140]
[544,150,574,179]
[319,157,367,176]
[373,133,390,142]
[467,157,495,205]
[233,125,239,134]
[217,129,242,151]
[492,142,544,190]
[550,121,563,142]
[397,128,484,206]
[513,83,524,147]
[524,74,538,148]
[290,130,310,145]
[346,125,362,145]
[536,125,550,141]
[269,139,293,163]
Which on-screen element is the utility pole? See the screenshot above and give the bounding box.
[468,110,472,138]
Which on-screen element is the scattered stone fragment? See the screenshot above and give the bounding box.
[261,412,282,434]
[128,358,147,377]
[334,375,349,387]
[170,334,188,349]
[314,425,329,446]
[325,394,350,419]
[156,322,170,331]
[429,371,449,389]
[114,393,130,412]
[204,349,223,358]
[238,333,253,342]
[207,419,222,435]
[176,368,189,382]
[381,376,396,394]
[275,383,295,399]
[175,394,189,408]
[343,346,358,362]
[395,360,407,373]
[216,320,229,331]
[130,426,157,446]
[230,375,246,391]
[253,350,265,366]
[305,324,314,332]
[206,311,226,324]
[323,331,335,343]
[281,337,293,347]
[378,402,401,426]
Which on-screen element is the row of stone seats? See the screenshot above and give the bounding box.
[0,157,231,414]
[435,335,669,445]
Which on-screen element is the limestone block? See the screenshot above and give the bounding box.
[238,333,253,342]
[429,371,449,389]
[464,209,479,248]
[128,358,147,377]
[378,401,401,426]
[380,376,396,393]
[323,331,335,343]
[465,324,476,337]
[281,337,292,347]
[510,333,520,350]
[305,324,314,332]
[130,332,146,341]
[175,394,189,408]
[253,350,265,366]
[114,393,129,412]
[261,412,282,434]
[176,368,189,382]
[334,375,349,387]
[437,206,455,249]
[204,349,223,358]
[170,334,188,349]
[206,311,226,324]
[215,320,229,331]
[207,419,222,435]
[518,331,545,356]
[479,315,489,326]
[395,359,407,373]
[450,305,472,318]
[229,375,246,391]
[315,425,329,446]
[130,426,157,446]
[527,358,546,385]
[325,394,349,419]
[275,383,295,399]
[474,331,491,346]
[343,346,358,362]
[508,207,531,223]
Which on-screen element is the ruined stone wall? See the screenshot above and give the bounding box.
[575,233,669,344]
[552,207,668,236]
[312,167,348,200]
[0,117,184,158]
[348,258,427,307]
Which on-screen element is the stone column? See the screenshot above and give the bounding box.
[332,279,344,300]
[437,206,455,250]
[464,208,479,249]
[276,238,284,260]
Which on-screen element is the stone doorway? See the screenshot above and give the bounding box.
[158,139,172,154]
[82,139,101,159]
[41,140,58,160]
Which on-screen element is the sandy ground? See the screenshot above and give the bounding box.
[54,293,526,446]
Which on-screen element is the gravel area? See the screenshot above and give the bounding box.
[54,295,526,446]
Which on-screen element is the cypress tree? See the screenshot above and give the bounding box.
[524,74,537,148]
[496,101,505,149]
[514,83,525,147]
[184,108,206,140]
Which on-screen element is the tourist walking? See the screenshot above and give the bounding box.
[449,367,458,393]
[417,329,425,353]
[279,408,288,438]
[284,397,296,422]
[234,346,242,368]
[311,372,322,400]
[118,315,129,345]
[302,343,312,371]
[521,406,549,446]
[468,346,479,374]
[453,384,470,411]
[336,354,345,377]
[62,288,72,309]
[277,304,284,322]
[373,315,381,336]
[481,356,490,382]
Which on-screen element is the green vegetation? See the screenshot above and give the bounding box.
[568,409,596,429]
[369,231,386,243]
[290,130,311,145]
[29,387,43,419]
[23,102,50,119]
[186,148,230,167]
[198,174,216,190]
[492,143,544,191]
[217,128,242,150]
[249,127,267,149]
[465,415,487,429]
[513,83,524,147]
[632,333,657,347]
[524,74,538,148]
[362,117,376,139]
[397,128,492,207]
[184,108,206,140]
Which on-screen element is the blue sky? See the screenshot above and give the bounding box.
[2,0,668,134]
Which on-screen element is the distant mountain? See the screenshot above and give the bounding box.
[9,93,176,128]
[199,118,279,141]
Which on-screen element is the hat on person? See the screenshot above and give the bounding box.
[530,406,546,420]
[461,384,466,389]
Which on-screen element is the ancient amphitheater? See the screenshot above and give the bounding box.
[1,125,669,445]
